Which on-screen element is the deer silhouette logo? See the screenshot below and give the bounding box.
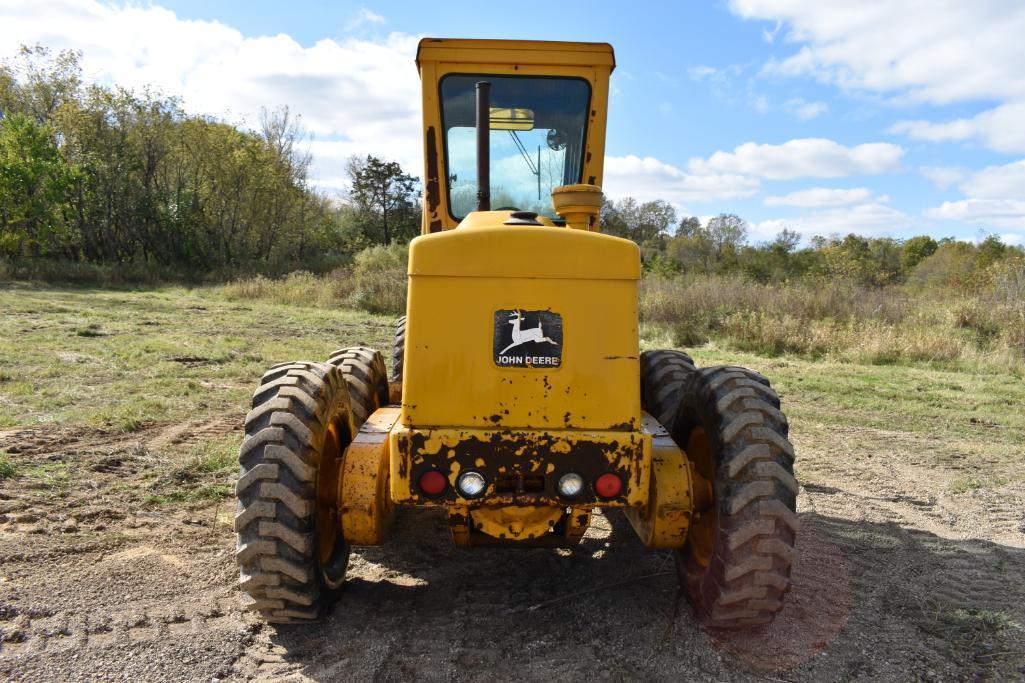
[499,310,559,354]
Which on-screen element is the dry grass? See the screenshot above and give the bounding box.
[213,263,1024,371]
[218,269,355,308]
[216,244,408,315]
[640,275,1025,370]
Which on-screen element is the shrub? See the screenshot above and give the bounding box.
[639,272,1023,369]
[219,268,353,308]
[348,243,408,315]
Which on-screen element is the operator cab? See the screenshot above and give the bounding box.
[415,38,615,232]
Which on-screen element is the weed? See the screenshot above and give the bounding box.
[170,436,240,482]
[949,476,984,493]
[0,452,17,479]
[639,274,1024,370]
[348,243,408,315]
[22,461,71,495]
[143,483,232,507]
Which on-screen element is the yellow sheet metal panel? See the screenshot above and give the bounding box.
[402,275,639,430]
[408,218,640,280]
[339,407,399,546]
[388,424,650,509]
[624,414,695,549]
[401,226,639,431]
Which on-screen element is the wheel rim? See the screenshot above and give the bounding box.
[317,419,348,587]
[685,426,717,569]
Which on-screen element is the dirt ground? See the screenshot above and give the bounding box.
[1,408,1023,682]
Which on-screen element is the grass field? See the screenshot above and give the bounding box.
[2,282,1024,680]
[0,283,394,507]
[3,282,1023,497]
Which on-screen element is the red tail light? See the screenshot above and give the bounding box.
[594,473,623,499]
[418,470,448,496]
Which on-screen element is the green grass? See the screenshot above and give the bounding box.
[948,476,984,494]
[166,435,242,483]
[20,461,72,496]
[2,281,1023,503]
[0,452,17,479]
[641,324,1025,488]
[142,483,234,507]
[0,282,393,430]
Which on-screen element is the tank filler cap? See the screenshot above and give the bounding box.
[503,211,543,226]
[551,184,602,231]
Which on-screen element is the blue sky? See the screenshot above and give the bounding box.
[3,0,1025,244]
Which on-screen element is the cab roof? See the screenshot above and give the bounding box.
[416,38,615,71]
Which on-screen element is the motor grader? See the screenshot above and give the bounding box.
[235,38,798,629]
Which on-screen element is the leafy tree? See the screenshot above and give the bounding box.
[706,213,748,260]
[977,234,1008,267]
[676,216,702,237]
[600,196,637,239]
[910,241,978,289]
[0,113,76,257]
[772,229,801,254]
[738,229,808,283]
[901,235,938,272]
[816,234,902,286]
[346,155,420,245]
[633,199,677,246]
[0,44,346,272]
[0,44,82,122]
[600,197,677,245]
[666,231,715,272]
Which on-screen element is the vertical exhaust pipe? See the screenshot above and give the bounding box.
[475,81,491,212]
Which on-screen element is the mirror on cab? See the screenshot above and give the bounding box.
[489,107,534,131]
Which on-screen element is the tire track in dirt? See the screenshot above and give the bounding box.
[1,415,1023,680]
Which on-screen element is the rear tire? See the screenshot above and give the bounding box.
[640,349,696,433]
[391,316,406,383]
[235,349,389,623]
[673,365,799,628]
[640,354,799,630]
[327,346,389,424]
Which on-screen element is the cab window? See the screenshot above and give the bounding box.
[439,74,591,219]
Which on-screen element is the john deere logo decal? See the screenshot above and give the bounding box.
[494,309,563,368]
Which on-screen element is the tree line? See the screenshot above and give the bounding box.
[601,197,1024,290]
[2,44,1020,288]
[0,46,420,274]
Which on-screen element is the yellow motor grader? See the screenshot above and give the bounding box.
[235,38,798,628]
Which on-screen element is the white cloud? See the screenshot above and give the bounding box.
[602,155,760,204]
[926,199,1025,230]
[689,138,904,180]
[730,1,1025,155]
[1002,233,1025,246]
[764,187,873,207]
[891,102,1025,154]
[762,20,783,44]
[0,0,423,189]
[687,64,743,83]
[730,0,1025,105]
[922,159,1025,229]
[959,159,1025,199]
[920,165,968,190]
[751,202,913,239]
[346,8,386,31]
[784,98,827,120]
[687,65,719,81]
